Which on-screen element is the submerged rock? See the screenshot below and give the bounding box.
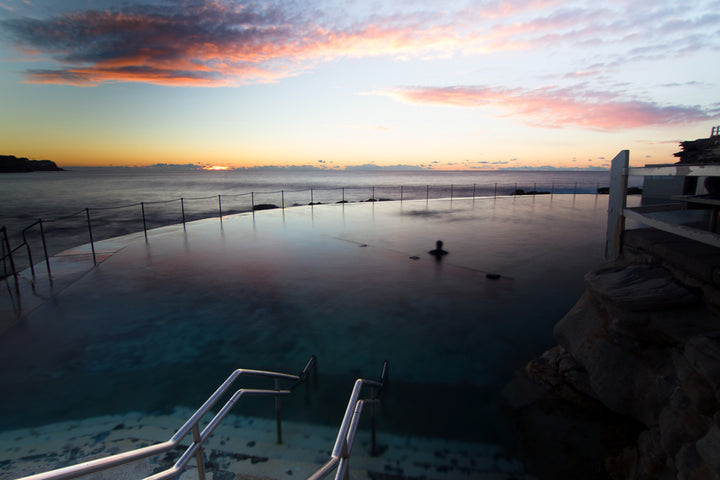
[252,204,278,211]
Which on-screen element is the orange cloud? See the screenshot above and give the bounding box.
[2,0,718,88]
[3,3,479,86]
[376,85,717,130]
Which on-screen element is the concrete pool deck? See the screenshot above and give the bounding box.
[0,195,619,479]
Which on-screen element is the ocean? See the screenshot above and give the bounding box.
[1,168,622,266]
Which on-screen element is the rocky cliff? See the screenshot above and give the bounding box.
[0,155,63,172]
[504,230,720,479]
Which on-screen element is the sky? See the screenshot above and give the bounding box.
[0,0,718,170]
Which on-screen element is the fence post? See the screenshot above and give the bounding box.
[573,183,578,195]
[192,424,207,480]
[371,386,377,456]
[141,202,148,241]
[39,220,51,278]
[606,150,629,260]
[218,195,223,219]
[494,183,497,197]
[551,182,555,195]
[311,188,314,205]
[275,378,283,444]
[472,184,476,199]
[86,208,97,265]
[180,198,186,228]
[281,190,285,209]
[400,185,404,202]
[342,187,345,203]
[426,185,429,201]
[1,227,18,282]
[251,192,255,210]
[22,226,35,277]
[450,184,454,200]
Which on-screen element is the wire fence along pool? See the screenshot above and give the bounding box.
[2,181,607,279]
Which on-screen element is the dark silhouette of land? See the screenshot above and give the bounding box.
[0,155,63,172]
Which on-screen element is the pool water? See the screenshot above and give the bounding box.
[1,195,616,444]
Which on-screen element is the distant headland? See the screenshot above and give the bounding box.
[0,155,63,172]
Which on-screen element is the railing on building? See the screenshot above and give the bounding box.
[605,150,720,259]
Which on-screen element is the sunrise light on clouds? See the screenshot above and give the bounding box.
[0,0,718,169]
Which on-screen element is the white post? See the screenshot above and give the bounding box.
[605,150,629,260]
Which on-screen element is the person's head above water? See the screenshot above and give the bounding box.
[429,240,448,256]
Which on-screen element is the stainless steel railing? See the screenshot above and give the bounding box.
[309,360,389,480]
[15,355,318,480]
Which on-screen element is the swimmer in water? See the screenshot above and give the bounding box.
[428,240,448,256]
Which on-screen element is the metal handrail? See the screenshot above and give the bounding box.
[308,360,389,480]
[16,356,318,480]
[1,226,17,281]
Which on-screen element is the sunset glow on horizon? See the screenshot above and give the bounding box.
[0,0,718,170]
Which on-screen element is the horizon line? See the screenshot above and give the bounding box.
[56,163,613,172]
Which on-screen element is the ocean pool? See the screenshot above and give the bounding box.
[0,195,625,454]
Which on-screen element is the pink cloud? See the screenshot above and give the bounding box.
[2,0,717,88]
[3,3,475,86]
[378,85,716,130]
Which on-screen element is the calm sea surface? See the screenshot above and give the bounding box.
[1,168,623,260]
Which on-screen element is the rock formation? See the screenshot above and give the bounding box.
[504,232,720,479]
[0,155,63,172]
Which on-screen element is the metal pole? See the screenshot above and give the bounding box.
[311,188,314,205]
[305,366,311,405]
[192,424,207,480]
[141,202,148,241]
[574,182,578,195]
[40,219,51,277]
[180,198,186,228]
[400,185,404,202]
[86,208,97,265]
[342,187,345,203]
[372,186,375,201]
[472,184,476,198]
[551,182,555,195]
[370,387,377,456]
[494,183,497,197]
[275,378,283,444]
[426,185,429,201]
[22,228,35,277]
[251,192,255,210]
[1,227,17,281]
[450,184,454,200]
[281,190,285,209]
[218,195,222,218]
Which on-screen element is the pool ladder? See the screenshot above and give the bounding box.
[14,356,389,480]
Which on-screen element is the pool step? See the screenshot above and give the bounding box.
[0,410,536,480]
